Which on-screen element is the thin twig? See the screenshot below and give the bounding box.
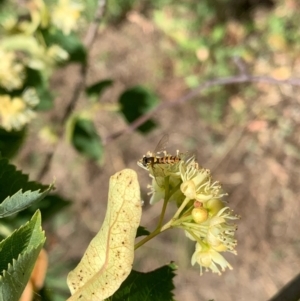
[84,0,107,48]
[103,74,300,145]
[61,0,107,124]
[37,0,107,181]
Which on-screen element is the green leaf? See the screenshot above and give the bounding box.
[0,127,26,159]
[70,117,103,161]
[107,263,176,301]
[136,226,150,238]
[16,193,71,222]
[0,210,45,301]
[85,79,113,100]
[119,86,159,133]
[0,158,52,217]
[0,193,70,241]
[25,68,54,111]
[33,285,53,301]
[42,29,87,63]
[0,188,52,218]
[35,84,54,111]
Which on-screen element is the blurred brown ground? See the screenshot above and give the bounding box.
[17,13,300,301]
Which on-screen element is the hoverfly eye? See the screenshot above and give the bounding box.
[142,157,148,166]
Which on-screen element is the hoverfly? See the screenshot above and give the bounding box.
[140,134,182,176]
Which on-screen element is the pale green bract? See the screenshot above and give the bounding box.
[67,169,142,301]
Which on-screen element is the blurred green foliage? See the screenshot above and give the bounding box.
[119,86,159,133]
[106,263,176,301]
[0,211,45,301]
[69,116,104,161]
[85,79,113,101]
[0,127,26,158]
[105,0,298,125]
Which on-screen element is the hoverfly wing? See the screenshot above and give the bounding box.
[176,149,193,165]
[148,134,169,185]
[153,134,169,155]
[179,149,192,160]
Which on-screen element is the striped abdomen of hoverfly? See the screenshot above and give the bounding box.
[142,155,181,167]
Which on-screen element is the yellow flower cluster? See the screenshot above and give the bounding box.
[0,0,84,131]
[0,89,39,131]
[138,151,239,275]
[52,0,84,35]
[0,48,25,91]
[2,0,84,36]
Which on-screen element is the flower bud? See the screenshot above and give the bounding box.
[192,207,208,224]
[193,201,203,208]
[205,198,225,216]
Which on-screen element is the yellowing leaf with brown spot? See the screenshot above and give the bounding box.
[67,169,142,301]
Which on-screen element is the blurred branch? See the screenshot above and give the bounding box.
[62,0,107,123]
[84,0,107,48]
[37,0,107,181]
[104,67,300,144]
[267,273,300,301]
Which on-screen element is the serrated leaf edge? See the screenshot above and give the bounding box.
[0,210,44,250]
[3,239,46,277]
[0,184,54,218]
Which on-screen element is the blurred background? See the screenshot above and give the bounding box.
[1,0,300,300]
